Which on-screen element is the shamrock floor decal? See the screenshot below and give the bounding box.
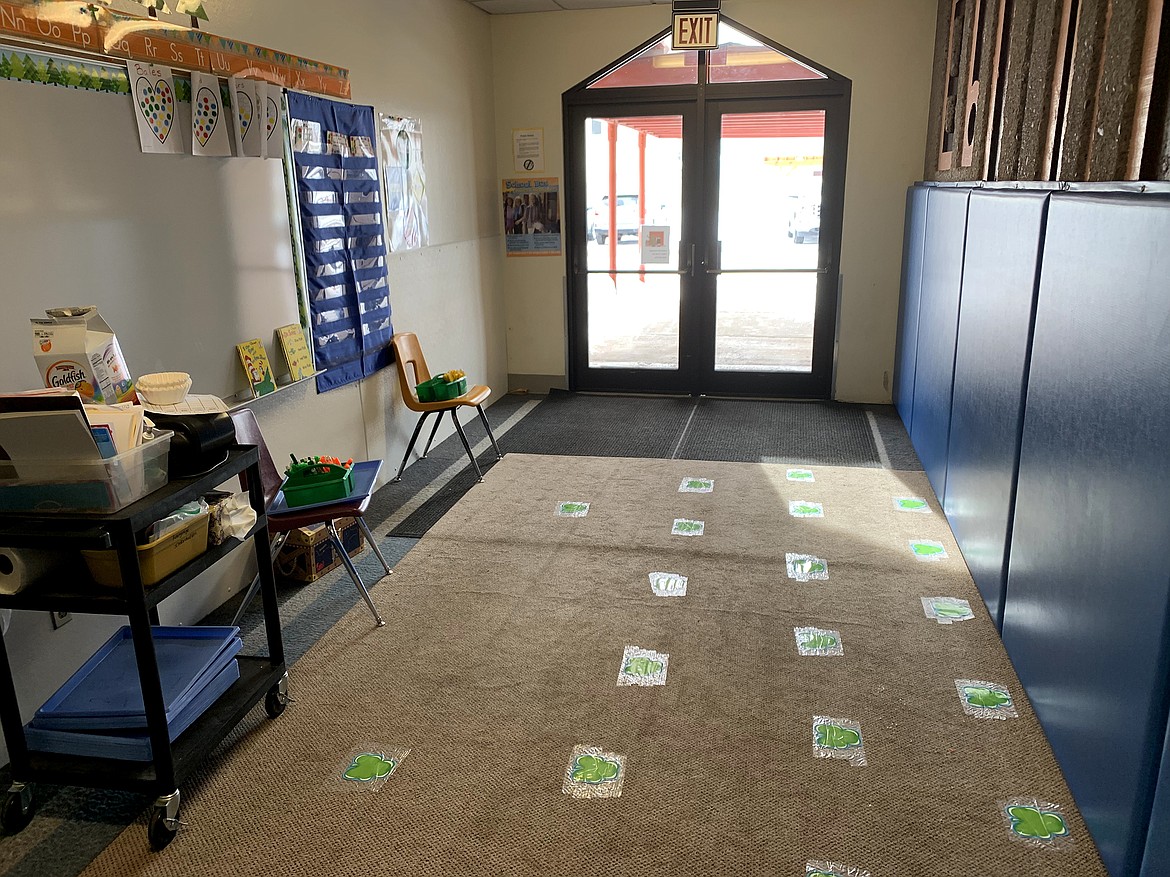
[671,518,704,536]
[556,501,589,517]
[786,553,829,582]
[648,571,688,597]
[812,716,867,766]
[794,627,844,657]
[805,860,872,877]
[921,596,975,625]
[563,745,626,798]
[341,747,410,790]
[678,477,714,493]
[909,539,948,561]
[956,679,1018,719]
[1001,798,1072,847]
[789,501,824,518]
[617,645,669,687]
[136,76,175,144]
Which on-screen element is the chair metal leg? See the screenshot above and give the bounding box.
[230,531,289,628]
[450,408,483,482]
[394,412,431,482]
[476,404,504,461]
[356,516,393,576]
[329,521,385,627]
[420,413,443,459]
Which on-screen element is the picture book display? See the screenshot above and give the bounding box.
[276,325,314,381]
[236,339,276,397]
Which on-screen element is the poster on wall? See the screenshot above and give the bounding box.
[190,71,233,157]
[640,225,671,264]
[378,115,429,251]
[512,128,544,173]
[130,61,182,155]
[502,178,561,257]
[230,76,265,158]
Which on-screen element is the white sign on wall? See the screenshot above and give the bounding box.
[513,128,544,173]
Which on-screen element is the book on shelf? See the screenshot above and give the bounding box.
[235,339,277,398]
[275,324,314,382]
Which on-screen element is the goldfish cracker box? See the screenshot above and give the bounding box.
[32,307,136,404]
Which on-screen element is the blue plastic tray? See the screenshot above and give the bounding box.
[31,626,241,730]
[24,658,240,761]
[269,459,381,516]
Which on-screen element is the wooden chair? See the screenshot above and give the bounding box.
[391,332,503,483]
[229,409,390,628]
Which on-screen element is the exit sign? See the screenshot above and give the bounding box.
[672,12,719,50]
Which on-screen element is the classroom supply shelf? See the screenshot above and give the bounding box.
[0,446,288,851]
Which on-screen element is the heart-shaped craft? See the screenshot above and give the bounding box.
[136,77,174,144]
[193,86,220,147]
[236,88,254,139]
[265,96,279,139]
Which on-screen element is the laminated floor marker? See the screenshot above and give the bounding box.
[671,519,704,536]
[786,553,829,582]
[556,501,590,517]
[563,745,626,799]
[648,572,688,597]
[956,679,1018,719]
[678,477,714,493]
[616,645,669,687]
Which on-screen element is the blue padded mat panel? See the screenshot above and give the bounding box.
[893,185,929,428]
[1002,192,1170,877]
[908,187,969,501]
[944,190,1048,629]
[1141,723,1170,877]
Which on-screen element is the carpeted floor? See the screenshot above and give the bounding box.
[76,455,1103,877]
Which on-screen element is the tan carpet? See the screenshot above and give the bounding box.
[81,454,1107,876]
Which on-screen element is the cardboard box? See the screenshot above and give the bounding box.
[274,517,364,583]
[32,307,136,404]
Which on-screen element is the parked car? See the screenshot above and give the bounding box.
[787,197,820,244]
[587,194,640,244]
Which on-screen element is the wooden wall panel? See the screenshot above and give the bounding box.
[925,0,1169,181]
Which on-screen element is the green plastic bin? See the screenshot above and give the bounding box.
[416,376,467,402]
[281,464,354,507]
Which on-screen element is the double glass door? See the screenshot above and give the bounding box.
[567,93,847,398]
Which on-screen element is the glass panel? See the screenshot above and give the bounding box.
[588,273,681,369]
[708,22,827,83]
[714,273,816,372]
[584,113,683,369]
[717,111,824,272]
[584,117,682,271]
[589,35,698,88]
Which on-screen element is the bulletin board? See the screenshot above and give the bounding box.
[0,60,306,400]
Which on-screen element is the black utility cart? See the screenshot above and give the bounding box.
[0,444,288,850]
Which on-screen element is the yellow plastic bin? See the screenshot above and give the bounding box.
[82,511,210,588]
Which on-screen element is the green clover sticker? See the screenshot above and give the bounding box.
[787,469,814,481]
[623,656,663,676]
[1007,805,1068,841]
[911,540,946,558]
[935,602,968,618]
[801,633,838,651]
[964,686,1012,709]
[895,497,929,512]
[680,477,713,492]
[815,723,861,749]
[559,502,588,516]
[343,753,397,783]
[790,502,824,517]
[571,754,621,785]
[672,519,704,535]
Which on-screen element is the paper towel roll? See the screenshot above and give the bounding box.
[0,548,68,595]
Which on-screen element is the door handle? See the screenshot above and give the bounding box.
[679,242,697,277]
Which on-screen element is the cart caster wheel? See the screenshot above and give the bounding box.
[148,791,180,851]
[265,672,290,719]
[1,784,35,834]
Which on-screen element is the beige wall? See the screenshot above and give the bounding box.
[0,0,503,762]
[491,0,936,402]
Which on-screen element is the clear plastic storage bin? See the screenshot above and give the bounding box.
[0,430,172,514]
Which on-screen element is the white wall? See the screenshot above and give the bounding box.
[490,0,936,401]
[0,0,503,761]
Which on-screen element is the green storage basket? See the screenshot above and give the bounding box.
[416,375,467,402]
[281,463,354,507]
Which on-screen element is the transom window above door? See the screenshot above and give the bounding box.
[588,22,827,89]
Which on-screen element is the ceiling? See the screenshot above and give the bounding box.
[466,0,671,14]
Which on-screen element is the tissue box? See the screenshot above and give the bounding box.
[275,517,364,582]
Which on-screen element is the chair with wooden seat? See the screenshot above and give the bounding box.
[391,332,503,483]
[228,408,391,628]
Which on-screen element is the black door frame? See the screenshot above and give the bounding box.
[563,17,851,398]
